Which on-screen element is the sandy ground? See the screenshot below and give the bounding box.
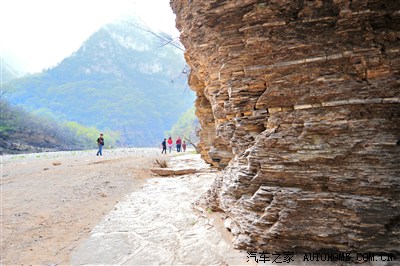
[1,148,162,265]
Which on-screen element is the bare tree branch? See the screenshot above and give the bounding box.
[123,19,185,51]
[184,136,200,154]
[0,90,8,99]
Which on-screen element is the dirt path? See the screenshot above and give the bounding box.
[1,148,160,265]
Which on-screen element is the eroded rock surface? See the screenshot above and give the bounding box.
[171,0,400,252]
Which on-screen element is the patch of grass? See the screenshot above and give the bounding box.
[206,207,213,214]
[11,155,26,160]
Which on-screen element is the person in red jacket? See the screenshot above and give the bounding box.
[167,137,173,153]
[176,137,182,152]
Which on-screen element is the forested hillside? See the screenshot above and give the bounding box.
[0,99,120,154]
[166,106,199,144]
[5,20,194,147]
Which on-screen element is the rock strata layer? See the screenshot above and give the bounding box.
[171,0,400,252]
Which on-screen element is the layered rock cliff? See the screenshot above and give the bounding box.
[171,0,400,253]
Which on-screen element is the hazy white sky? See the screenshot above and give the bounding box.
[0,0,179,73]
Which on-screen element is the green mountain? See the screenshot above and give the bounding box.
[5,20,194,146]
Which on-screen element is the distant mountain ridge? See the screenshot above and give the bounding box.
[1,58,23,83]
[5,20,194,146]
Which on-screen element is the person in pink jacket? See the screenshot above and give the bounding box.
[167,137,173,153]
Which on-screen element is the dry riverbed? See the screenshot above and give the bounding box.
[1,148,250,265]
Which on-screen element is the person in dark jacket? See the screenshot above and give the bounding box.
[96,133,104,156]
[161,138,167,154]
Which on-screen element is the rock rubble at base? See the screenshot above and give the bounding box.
[150,167,197,176]
[151,153,213,176]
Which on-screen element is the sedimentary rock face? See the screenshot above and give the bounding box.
[171,0,400,252]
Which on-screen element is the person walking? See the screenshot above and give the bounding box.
[167,137,173,153]
[161,138,167,154]
[96,133,104,156]
[176,137,182,152]
[182,140,187,152]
